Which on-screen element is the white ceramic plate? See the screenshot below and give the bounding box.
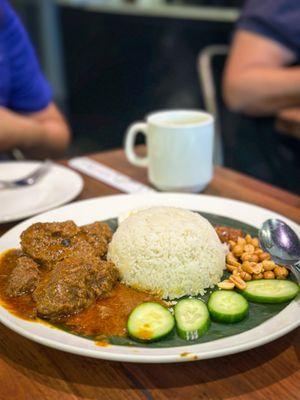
[0,193,299,363]
[0,161,83,223]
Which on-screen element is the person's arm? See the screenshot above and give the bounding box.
[0,103,70,158]
[0,2,70,158]
[223,30,300,116]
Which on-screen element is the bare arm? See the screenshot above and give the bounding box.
[223,30,300,116]
[0,103,71,158]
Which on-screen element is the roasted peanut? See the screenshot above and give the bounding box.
[224,234,285,283]
[251,254,259,263]
[218,280,235,290]
[242,261,257,274]
[226,252,241,268]
[262,260,276,271]
[228,240,236,250]
[237,237,246,246]
[240,271,252,281]
[245,234,252,244]
[226,263,236,272]
[251,263,263,275]
[244,244,255,254]
[254,248,263,255]
[241,253,259,263]
[241,253,252,262]
[259,252,271,261]
[274,266,289,279]
[253,273,263,280]
[229,275,247,290]
[263,271,275,279]
[233,267,242,276]
[232,244,244,257]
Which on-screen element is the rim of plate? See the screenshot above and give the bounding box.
[0,193,299,363]
[0,161,83,223]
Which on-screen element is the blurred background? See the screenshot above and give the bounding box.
[13,0,244,159]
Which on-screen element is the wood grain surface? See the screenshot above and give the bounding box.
[0,148,299,400]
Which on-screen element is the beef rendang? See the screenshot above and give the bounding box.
[0,221,160,340]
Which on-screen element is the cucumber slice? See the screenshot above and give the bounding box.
[127,302,175,342]
[242,279,299,303]
[174,298,210,340]
[208,290,249,323]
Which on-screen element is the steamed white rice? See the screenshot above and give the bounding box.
[107,206,226,299]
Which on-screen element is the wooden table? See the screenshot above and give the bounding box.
[0,148,299,400]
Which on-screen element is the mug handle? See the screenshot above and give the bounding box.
[124,122,148,167]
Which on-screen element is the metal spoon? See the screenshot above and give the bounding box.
[258,219,300,283]
[0,160,52,189]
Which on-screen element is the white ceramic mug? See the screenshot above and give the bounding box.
[124,110,214,192]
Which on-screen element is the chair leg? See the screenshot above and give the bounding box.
[197,45,229,166]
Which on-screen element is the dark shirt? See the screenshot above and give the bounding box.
[0,0,52,112]
[226,0,300,194]
[237,0,300,59]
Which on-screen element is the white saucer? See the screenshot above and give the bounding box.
[0,161,83,223]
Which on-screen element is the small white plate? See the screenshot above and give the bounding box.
[0,161,83,223]
[0,193,299,363]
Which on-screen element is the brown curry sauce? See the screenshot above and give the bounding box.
[0,250,37,320]
[0,249,161,340]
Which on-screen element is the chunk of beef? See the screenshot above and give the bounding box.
[80,222,112,258]
[6,256,40,297]
[20,220,113,268]
[33,257,118,320]
[20,221,94,267]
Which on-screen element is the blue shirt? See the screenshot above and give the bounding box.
[0,0,52,112]
[237,0,300,59]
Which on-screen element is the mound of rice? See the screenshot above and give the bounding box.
[107,206,226,299]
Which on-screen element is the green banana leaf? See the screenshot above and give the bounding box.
[60,213,295,348]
